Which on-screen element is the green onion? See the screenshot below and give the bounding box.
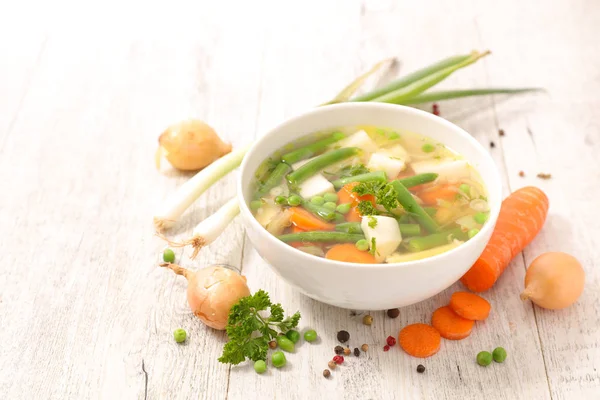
[401,88,544,104]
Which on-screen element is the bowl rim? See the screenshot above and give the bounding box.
[237,102,502,270]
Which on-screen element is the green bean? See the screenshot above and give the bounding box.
[399,224,421,237]
[397,173,439,188]
[287,148,361,186]
[402,88,543,105]
[332,171,387,189]
[405,227,467,252]
[351,54,472,102]
[278,231,365,243]
[303,201,345,223]
[255,163,291,199]
[396,214,412,224]
[335,222,363,234]
[281,132,346,164]
[391,180,440,233]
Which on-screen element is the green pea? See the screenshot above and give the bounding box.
[459,184,471,195]
[287,195,302,206]
[421,143,435,153]
[324,192,338,203]
[336,203,351,214]
[311,196,325,205]
[474,212,488,224]
[468,228,480,239]
[355,239,369,251]
[323,202,337,211]
[254,360,267,374]
[276,335,295,353]
[272,351,287,368]
[250,200,263,211]
[275,195,288,205]
[285,330,301,344]
[163,248,175,263]
[173,328,186,343]
[304,329,318,342]
[493,347,507,363]
[477,351,492,366]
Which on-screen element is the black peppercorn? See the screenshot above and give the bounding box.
[354,348,360,357]
[337,330,350,343]
[499,129,505,136]
[490,141,495,148]
[323,369,331,378]
[387,308,400,318]
[417,364,426,373]
[334,345,344,355]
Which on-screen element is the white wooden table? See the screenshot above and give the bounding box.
[1,1,599,399]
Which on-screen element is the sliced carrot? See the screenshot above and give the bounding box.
[417,184,457,205]
[449,292,491,321]
[291,225,305,233]
[431,306,474,340]
[325,244,377,264]
[346,205,363,222]
[398,323,441,358]
[288,207,335,231]
[461,186,549,292]
[337,182,375,206]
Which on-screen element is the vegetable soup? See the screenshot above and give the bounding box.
[250,126,489,263]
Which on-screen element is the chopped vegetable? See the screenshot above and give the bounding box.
[161,263,250,330]
[431,306,474,340]
[173,328,187,343]
[288,207,336,231]
[520,252,585,309]
[325,243,377,264]
[218,290,300,365]
[493,347,507,363]
[391,181,440,233]
[332,171,387,189]
[399,224,421,237]
[461,186,549,292]
[361,215,402,261]
[335,222,362,234]
[405,227,465,252]
[163,248,175,263]
[281,132,346,164]
[397,173,439,188]
[418,184,458,205]
[398,323,441,358]
[250,200,262,210]
[287,147,361,186]
[279,231,364,244]
[477,351,492,366]
[449,292,491,321]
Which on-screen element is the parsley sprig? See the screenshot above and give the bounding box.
[218,290,300,365]
[353,181,400,213]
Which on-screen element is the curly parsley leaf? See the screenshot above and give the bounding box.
[353,181,400,212]
[358,200,378,216]
[336,164,370,179]
[368,216,378,228]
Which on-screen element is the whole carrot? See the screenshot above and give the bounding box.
[460,186,549,292]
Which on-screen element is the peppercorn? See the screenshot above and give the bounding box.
[323,369,331,378]
[333,355,344,364]
[519,170,525,177]
[328,360,337,370]
[417,364,426,373]
[490,141,495,148]
[362,315,373,325]
[361,344,369,352]
[499,129,505,136]
[343,347,351,356]
[354,348,360,357]
[386,336,397,347]
[432,103,440,116]
[337,330,350,343]
[268,340,277,349]
[387,308,400,318]
[334,345,344,355]
[383,345,390,352]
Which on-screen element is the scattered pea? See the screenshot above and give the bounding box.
[323,369,331,378]
[328,360,337,370]
[459,184,471,195]
[361,344,369,352]
[336,203,352,214]
[304,329,318,342]
[362,314,373,326]
[422,143,435,153]
[468,228,480,239]
[311,196,325,205]
[254,360,267,374]
[355,239,369,252]
[474,212,488,224]
[285,330,301,344]
[163,248,175,263]
[276,335,295,353]
[173,328,186,343]
[493,347,507,363]
[272,351,286,368]
[250,200,262,211]
[477,351,492,366]
[323,201,337,211]
[275,195,288,205]
[287,195,302,206]
[324,192,338,203]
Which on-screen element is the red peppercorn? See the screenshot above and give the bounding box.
[386,336,397,347]
[432,103,440,116]
[383,345,390,352]
[333,355,344,365]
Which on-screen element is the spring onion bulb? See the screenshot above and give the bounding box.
[159,197,241,259]
[154,146,248,231]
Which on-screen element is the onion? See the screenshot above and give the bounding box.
[156,119,232,171]
[520,252,585,310]
[469,199,490,212]
[160,263,251,330]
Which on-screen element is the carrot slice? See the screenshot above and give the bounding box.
[449,292,491,321]
[325,243,377,264]
[288,207,335,231]
[337,182,375,206]
[346,205,362,222]
[460,186,549,292]
[418,184,457,205]
[431,306,474,340]
[399,323,441,358]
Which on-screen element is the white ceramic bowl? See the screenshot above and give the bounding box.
[237,103,501,310]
